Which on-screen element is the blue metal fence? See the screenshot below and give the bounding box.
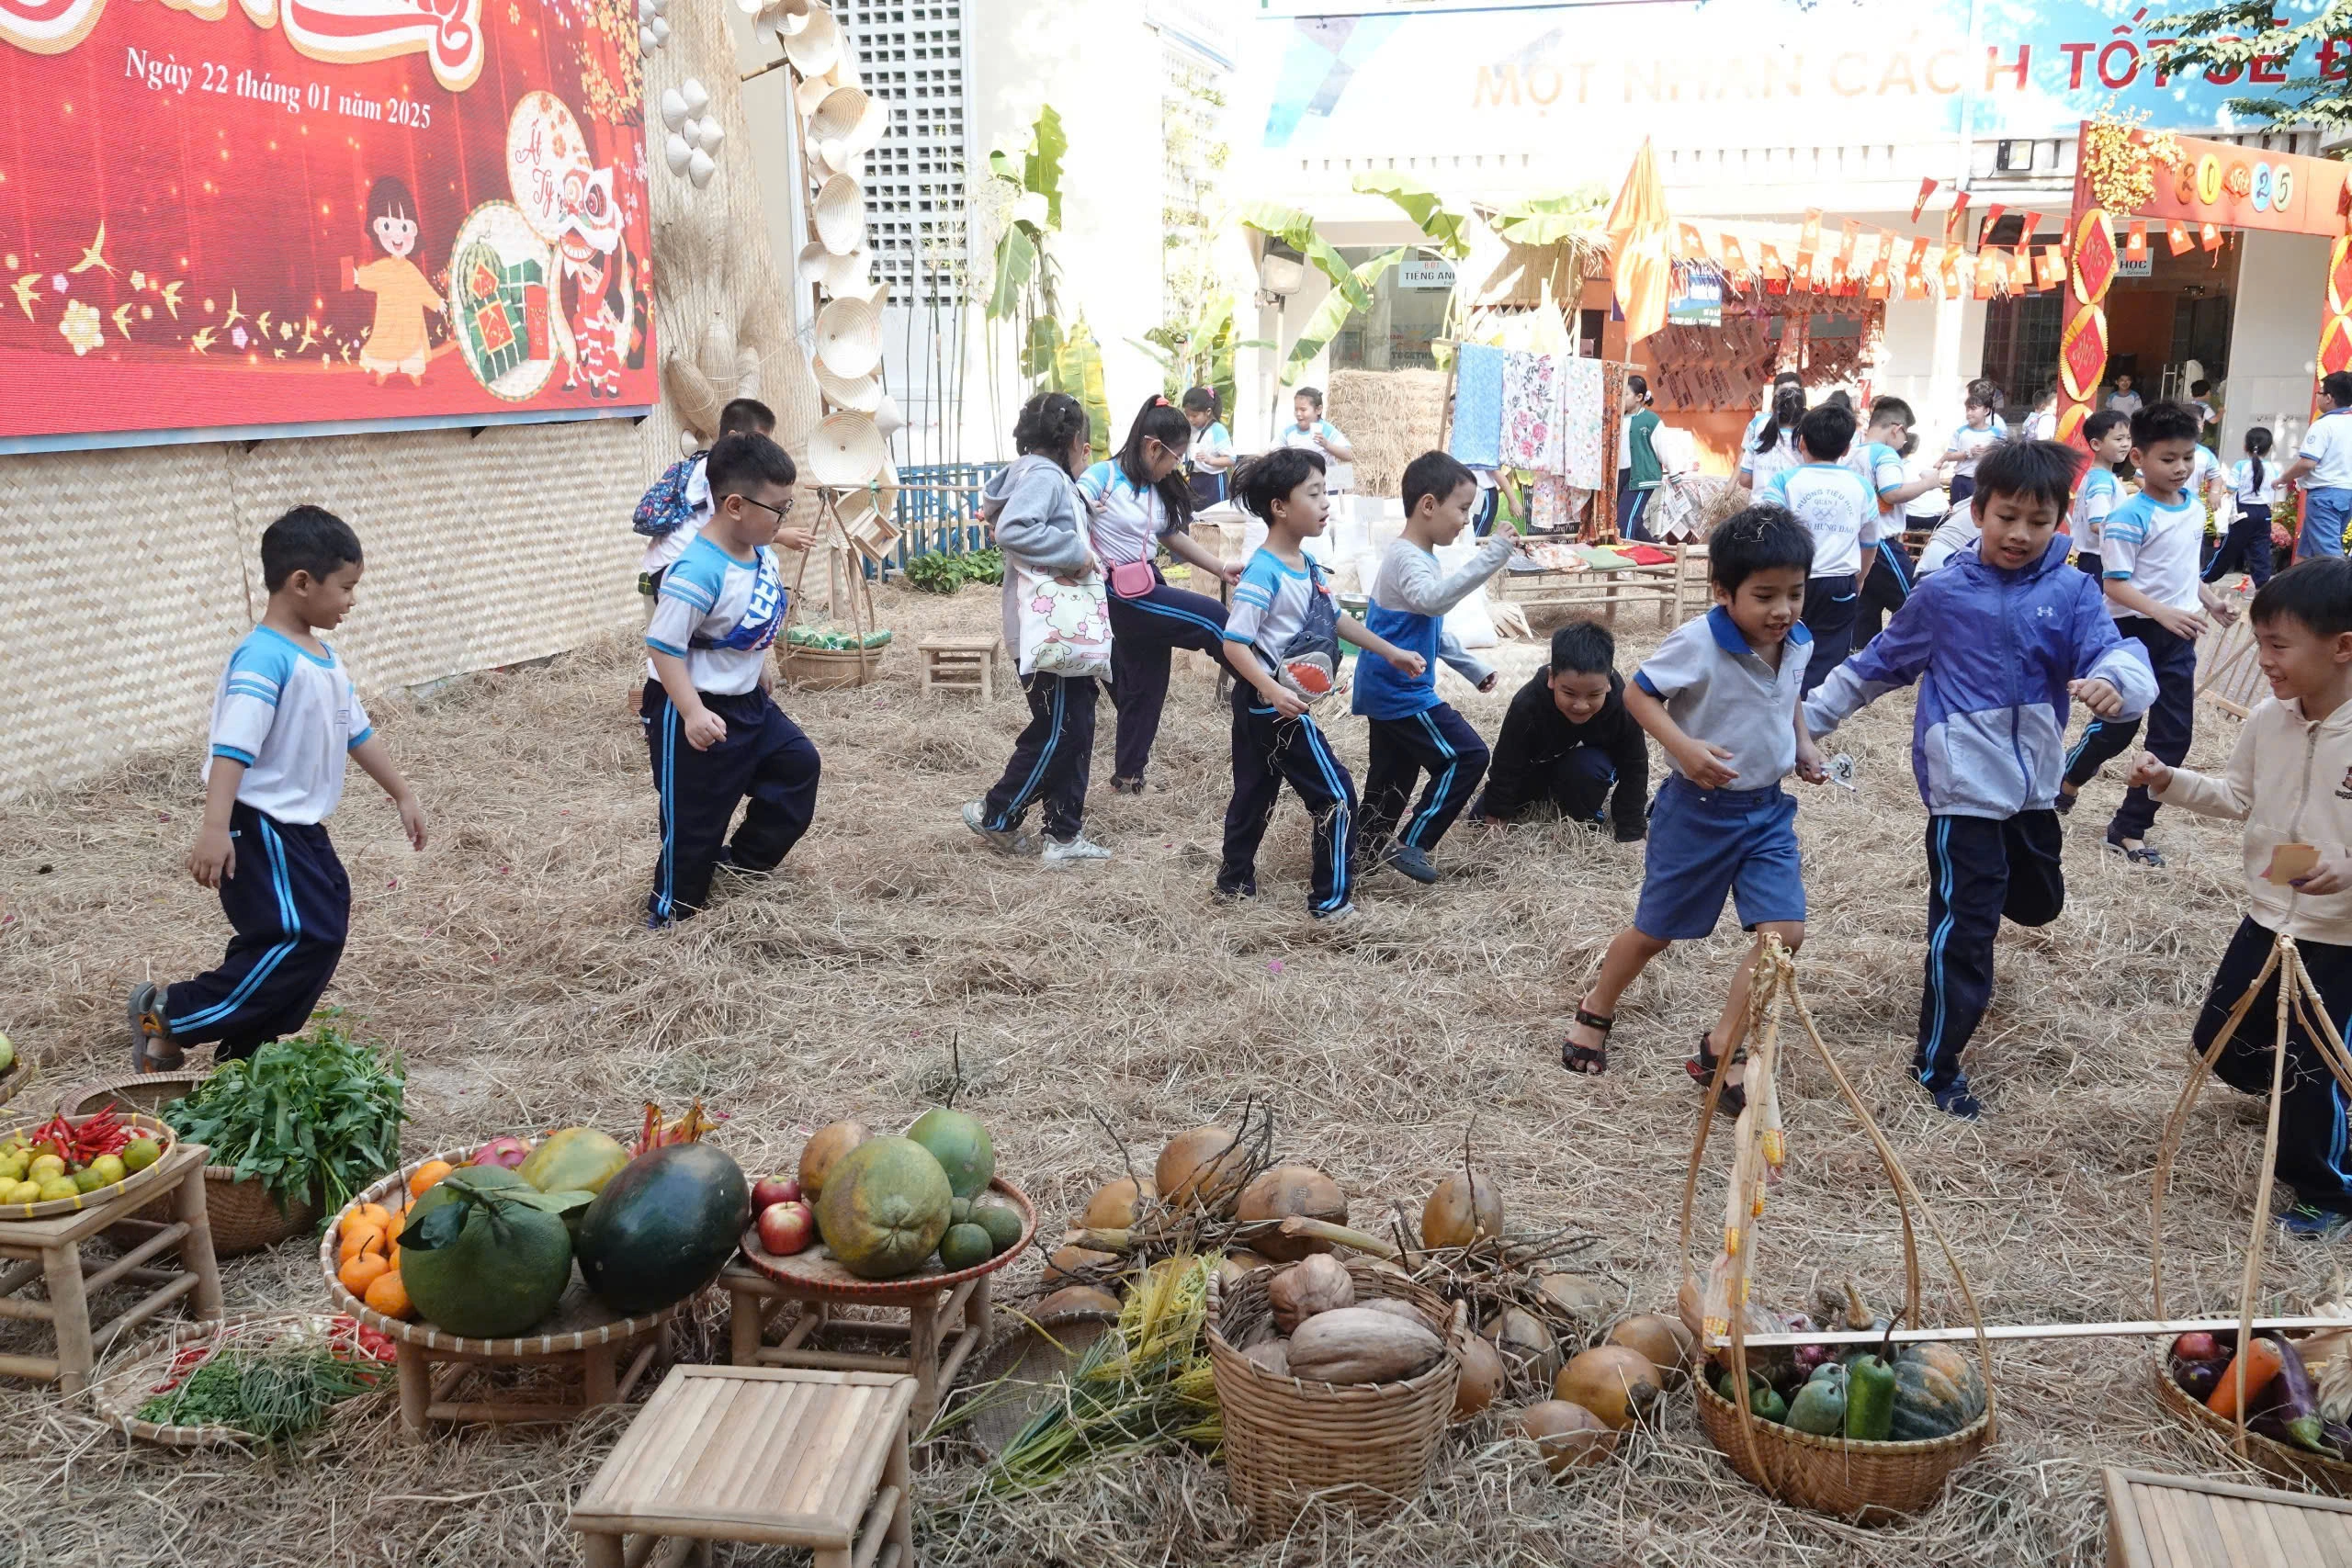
[877,462,1005,575]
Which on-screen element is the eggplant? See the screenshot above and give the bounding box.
[2248,1334,2329,1453]
[2171,1354,2229,1402]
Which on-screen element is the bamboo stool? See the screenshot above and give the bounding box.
[2105,1466,2352,1566]
[0,1138,222,1394]
[917,634,1000,701]
[570,1364,917,1568]
[719,1261,989,1430]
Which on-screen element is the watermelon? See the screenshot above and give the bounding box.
[906,1108,994,1201]
[815,1137,953,1280]
[575,1144,752,1316]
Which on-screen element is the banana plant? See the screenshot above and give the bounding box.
[1351,172,1474,261]
[1237,201,1405,374]
[1129,292,1272,417]
[981,105,1110,458]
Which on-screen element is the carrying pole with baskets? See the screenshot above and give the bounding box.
[778,487,886,690]
[1677,936,1997,1519]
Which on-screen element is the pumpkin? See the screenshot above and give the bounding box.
[1285,1306,1442,1385]
[1233,1164,1348,1262]
[1605,1314,1696,1388]
[1267,1254,1352,1333]
[1420,1170,1502,1248]
[1553,1346,1662,1431]
[1155,1126,1250,1214]
[1081,1176,1155,1231]
[1888,1348,1985,1439]
[1453,1335,1504,1420]
[1519,1400,1618,1474]
[1900,1342,1988,1419]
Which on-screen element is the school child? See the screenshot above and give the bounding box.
[2207,426,2279,589]
[1559,507,1825,1105]
[1849,397,1941,647]
[1182,386,1235,511]
[2069,411,2132,579]
[1282,387,1355,492]
[2057,402,2239,861]
[2133,558,2352,1235]
[1741,371,1803,456]
[1080,396,1238,793]
[1736,378,1807,494]
[2284,371,2352,561]
[2107,372,2144,417]
[636,399,776,608]
[2022,383,2059,443]
[1355,451,1516,883]
[2190,378,2219,435]
[1472,620,1648,839]
[1937,380,2007,505]
[129,507,426,1071]
[1217,447,1421,919]
[1762,402,1878,690]
[1617,375,1664,541]
[1805,441,2155,1118]
[966,392,1111,863]
[642,434,822,925]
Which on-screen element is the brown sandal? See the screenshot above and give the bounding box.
[1561,1008,1612,1076]
[1686,1035,1747,1116]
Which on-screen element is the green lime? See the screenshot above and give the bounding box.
[36,1177,80,1202]
[87,1155,127,1187]
[973,1202,1023,1256]
[119,1139,161,1174]
[72,1166,105,1194]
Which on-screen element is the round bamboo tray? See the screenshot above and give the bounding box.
[86,1311,393,1448]
[0,1111,179,1220]
[780,641,888,689]
[1206,1258,1463,1534]
[1693,1372,1994,1521]
[2153,1355,2352,1495]
[0,1051,34,1111]
[62,1076,322,1256]
[737,1177,1035,1301]
[320,1148,684,1354]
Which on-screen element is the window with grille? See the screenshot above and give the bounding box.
[830,3,968,308]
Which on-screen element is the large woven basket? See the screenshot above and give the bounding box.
[780,642,886,689]
[2153,1356,2352,1495]
[87,1311,394,1449]
[1207,1258,1462,1534]
[1694,1369,1993,1521]
[64,1077,322,1257]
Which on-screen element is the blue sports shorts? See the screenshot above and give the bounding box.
[1632,776,1806,941]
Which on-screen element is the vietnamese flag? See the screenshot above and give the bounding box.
[2167,220,2194,255]
[1945,190,1972,239]
[1912,176,1939,224]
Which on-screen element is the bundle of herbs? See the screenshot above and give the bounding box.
[134,1328,390,1444]
[161,1016,405,1215]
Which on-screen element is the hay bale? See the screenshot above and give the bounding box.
[1328,368,1448,501]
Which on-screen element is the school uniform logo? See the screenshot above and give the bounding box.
[2336,765,2352,801]
[716,557,786,651]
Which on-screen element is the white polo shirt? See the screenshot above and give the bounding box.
[2301,409,2352,491]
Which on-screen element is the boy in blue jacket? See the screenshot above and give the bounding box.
[1804,441,2156,1119]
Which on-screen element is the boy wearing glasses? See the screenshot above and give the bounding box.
[640,433,821,926]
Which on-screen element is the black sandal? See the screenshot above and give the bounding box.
[1687,1034,1747,1116]
[1561,1008,1612,1076]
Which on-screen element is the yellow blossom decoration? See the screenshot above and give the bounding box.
[2083,106,2185,217]
[59,299,103,355]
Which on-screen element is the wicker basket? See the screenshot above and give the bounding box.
[62,1077,322,1257]
[86,1311,392,1448]
[2153,1356,2352,1495]
[1207,1258,1462,1534]
[780,642,887,689]
[1694,1371,1993,1521]
[0,1053,33,1112]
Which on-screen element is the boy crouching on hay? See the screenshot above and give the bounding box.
[641,433,822,927]
[1804,441,2155,1121]
[130,507,426,1071]
[1560,507,1825,1111]
[2130,558,2352,1236]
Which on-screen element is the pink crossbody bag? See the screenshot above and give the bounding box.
[1107,559,1157,599]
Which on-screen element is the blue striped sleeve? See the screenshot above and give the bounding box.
[209,744,257,765]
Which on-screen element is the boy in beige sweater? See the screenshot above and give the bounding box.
[2131,557,2352,1235]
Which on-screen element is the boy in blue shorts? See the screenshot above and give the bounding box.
[641,433,822,926]
[1356,450,1515,883]
[1560,507,1825,1113]
[129,506,426,1070]
[1805,441,2155,1117]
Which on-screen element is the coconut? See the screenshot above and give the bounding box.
[1268,1253,1352,1334]
[1553,1346,1663,1430]
[1485,1306,1559,1386]
[1520,1400,1619,1475]
[1042,1245,1116,1285]
[1233,1163,1347,1262]
[1421,1170,1502,1248]
[1155,1125,1250,1214]
[1537,1272,1613,1320]
[1081,1176,1155,1231]
[1605,1314,1696,1388]
[1453,1334,1504,1419]
[1243,1339,1291,1378]
[797,1121,868,1200]
[1216,1249,1271,1297]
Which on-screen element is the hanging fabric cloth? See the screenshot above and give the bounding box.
[1450,343,1506,468]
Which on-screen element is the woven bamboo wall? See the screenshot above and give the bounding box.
[0,418,645,799]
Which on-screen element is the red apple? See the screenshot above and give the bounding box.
[751,1175,801,1211]
[757,1200,816,1256]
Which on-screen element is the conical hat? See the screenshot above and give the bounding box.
[782,4,839,74]
[808,411,886,487]
[795,73,835,121]
[814,362,882,412]
[808,144,865,184]
[820,247,869,296]
[810,87,888,160]
[813,175,865,256]
[873,393,905,438]
[812,296,881,378]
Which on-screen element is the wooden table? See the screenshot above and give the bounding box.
[1491,544,1687,628]
[721,1260,989,1431]
[0,1139,222,1393]
[382,1279,671,1437]
[571,1364,917,1568]
[2105,1466,2352,1566]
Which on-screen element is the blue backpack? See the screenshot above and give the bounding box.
[632,452,707,537]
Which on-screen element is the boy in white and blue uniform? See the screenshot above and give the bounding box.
[1938,384,2007,505]
[2070,410,2131,578]
[1808,441,2155,1118]
[1764,402,1880,692]
[129,507,425,1071]
[1356,452,1515,883]
[2285,371,2352,559]
[641,434,822,925]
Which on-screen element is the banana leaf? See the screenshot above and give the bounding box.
[1236,200,1368,310]
[1351,172,1474,260]
[1284,247,1405,371]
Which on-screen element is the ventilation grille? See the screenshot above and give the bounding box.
[831,2,967,308]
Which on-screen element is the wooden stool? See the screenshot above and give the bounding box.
[918,634,1001,701]
[720,1261,989,1430]
[571,1364,917,1568]
[0,1139,223,1393]
[2105,1466,2352,1565]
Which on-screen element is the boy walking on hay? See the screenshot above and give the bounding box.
[129,507,425,1072]
[641,433,822,927]
[1804,441,2155,1120]
[2130,558,2352,1236]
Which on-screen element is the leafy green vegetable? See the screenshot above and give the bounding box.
[159,1016,405,1215]
[136,1346,381,1443]
[900,547,1004,595]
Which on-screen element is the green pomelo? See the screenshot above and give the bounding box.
[905,1108,994,1201]
[814,1137,953,1280]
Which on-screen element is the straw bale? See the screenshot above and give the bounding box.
[1327,368,1448,500]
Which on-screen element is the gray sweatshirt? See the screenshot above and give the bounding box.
[980,455,1093,652]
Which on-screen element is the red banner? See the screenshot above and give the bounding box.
[0,0,656,449]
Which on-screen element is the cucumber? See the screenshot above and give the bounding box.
[1844,1353,1895,1441]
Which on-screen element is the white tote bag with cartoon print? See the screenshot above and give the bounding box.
[1012,565,1114,680]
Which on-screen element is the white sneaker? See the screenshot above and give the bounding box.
[1042,833,1112,864]
[1313,902,1360,924]
[961,801,1030,855]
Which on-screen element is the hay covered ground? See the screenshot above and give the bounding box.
[0,578,2334,1568]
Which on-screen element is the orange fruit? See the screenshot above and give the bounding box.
[338,1252,390,1297]
[408,1160,454,1199]
[354,1202,393,1230]
[338,1221,386,1261]
[363,1269,413,1321]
